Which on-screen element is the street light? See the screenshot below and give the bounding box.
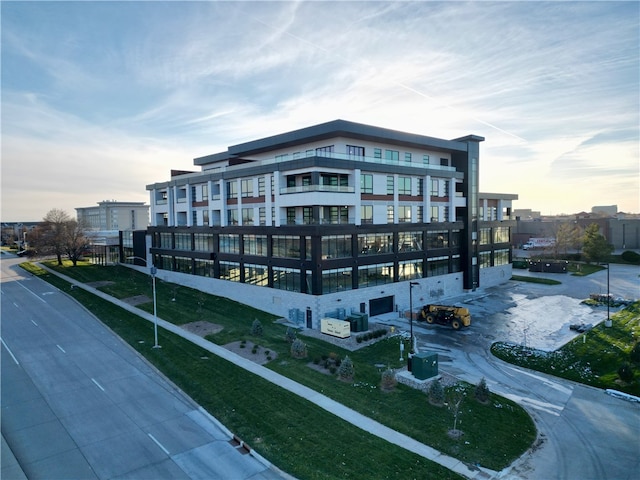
[126,256,161,348]
[409,281,420,355]
[605,263,612,328]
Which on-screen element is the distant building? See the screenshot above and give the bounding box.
[142,120,518,327]
[591,205,618,217]
[76,200,149,231]
[76,200,149,265]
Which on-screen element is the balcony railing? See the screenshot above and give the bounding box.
[280,185,355,194]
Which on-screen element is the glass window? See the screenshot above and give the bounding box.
[358,263,394,287]
[385,150,399,163]
[479,251,492,268]
[159,232,172,248]
[387,205,394,223]
[194,233,214,252]
[494,226,510,243]
[244,235,267,256]
[374,148,382,159]
[244,263,268,286]
[259,207,266,226]
[174,233,191,250]
[398,259,422,281]
[361,205,373,224]
[387,176,394,195]
[303,207,313,224]
[192,210,198,226]
[431,179,439,196]
[226,181,238,199]
[494,249,510,266]
[321,235,352,259]
[423,154,430,165]
[241,179,253,198]
[203,210,209,226]
[430,206,439,222]
[399,177,411,195]
[286,207,296,225]
[404,152,412,164]
[316,145,334,156]
[227,209,238,225]
[451,230,461,247]
[194,259,214,277]
[398,205,411,223]
[347,145,365,157]
[479,228,491,245]
[242,208,254,225]
[426,230,449,248]
[219,234,240,254]
[202,184,208,199]
[273,266,301,292]
[358,233,393,255]
[220,261,241,281]
[427,256,449,276]
[174,256,192,274]
[361,174,373,194]
[398,231,423,252]
[272,235,301,258]
[258,177,265,196]
[322,268,353,293]
[417,178,424,195]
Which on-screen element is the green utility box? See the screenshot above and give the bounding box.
[348,312,369,332]
[412,352,438,380]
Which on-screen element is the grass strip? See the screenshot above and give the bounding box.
[25,261,536,472]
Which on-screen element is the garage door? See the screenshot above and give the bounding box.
[369,295,394,317]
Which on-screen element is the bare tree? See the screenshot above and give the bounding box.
[64,219,90,266]
[33,209,89,266]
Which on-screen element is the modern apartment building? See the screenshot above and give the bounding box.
[141,120,517,328]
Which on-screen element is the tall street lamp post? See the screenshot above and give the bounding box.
[605,263,612,328]
[127,256,161,348]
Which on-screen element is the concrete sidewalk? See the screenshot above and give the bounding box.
[39,263,497,480]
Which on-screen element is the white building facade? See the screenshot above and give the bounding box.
[142,120,517,328]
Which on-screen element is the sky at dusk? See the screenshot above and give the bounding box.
[2,1,638,222]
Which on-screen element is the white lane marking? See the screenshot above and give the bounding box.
[31,319,38,327]
[505,365,573,396]
[56,344,66,353]
[148,433,170,455]
[15,281,46,303]
[13,302,19,308]
[1,338,20,365]
[91,378,105,392]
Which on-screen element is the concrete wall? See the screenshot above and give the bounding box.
[140,263,513,331]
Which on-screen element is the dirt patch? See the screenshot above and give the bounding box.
[181,320,224,337]
[224,340,277,365]
[121,295,151,306]
[86,281,115,288]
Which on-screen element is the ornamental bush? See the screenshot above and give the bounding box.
[250,319,263,337]
[618,362,634,383]
[338,355,354,381]
[621,250,640,265]
[285,326,297,344]
[630,342,640,365]
[380,368,397,391]
[475,377,490,403]
[428,378,444,406]
[290,338,307,359]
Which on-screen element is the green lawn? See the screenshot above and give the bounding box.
[492,302,640,397]
[23,261,537,475]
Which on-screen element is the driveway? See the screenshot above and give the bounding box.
[391,264,640,479]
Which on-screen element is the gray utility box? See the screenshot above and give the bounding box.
[412,352,438,380]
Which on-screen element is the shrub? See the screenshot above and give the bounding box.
[428,378,444,406]
[250,319,263,337]
[291,338,308,359]
[618,362,634,383]
[285,327,297,344]
[621,250,640,265]
[475,377,490,403]
[338,355,355,381]
[380,368,397,391]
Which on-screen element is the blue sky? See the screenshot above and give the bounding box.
[2,1,638,222]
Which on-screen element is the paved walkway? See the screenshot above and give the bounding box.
[38,263,496,480]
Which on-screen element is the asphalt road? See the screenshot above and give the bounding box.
[0,256,287,480]
[400,263,640,480]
